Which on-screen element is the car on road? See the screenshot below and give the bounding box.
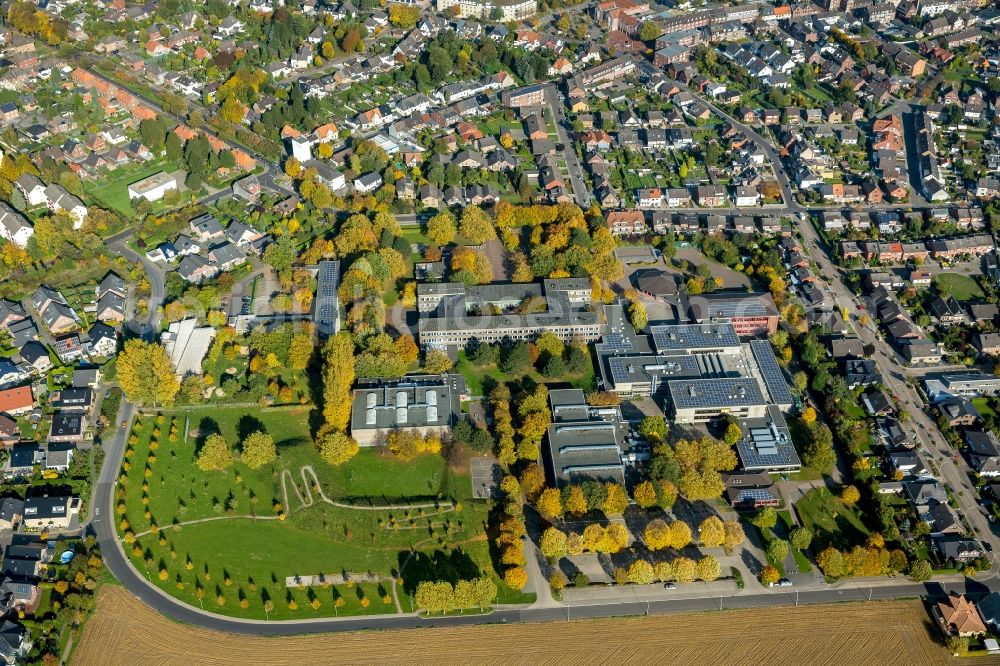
[664,582,677,590]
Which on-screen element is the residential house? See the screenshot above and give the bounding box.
[48,413,85,444]
[95,273,126,324]
[966,431,1000,477]
[22,496,80,530]
[0,387,32,416]
[176,255,219,284]
[30,286,78,335]
[188,214,225,242]
[87,323,118,358]
[0,203,32,248]
[208,242,246,272]
[934,595,986,637]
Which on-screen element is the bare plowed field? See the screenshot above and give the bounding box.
[73,586,958,665]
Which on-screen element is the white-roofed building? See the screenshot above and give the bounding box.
[160,319,216,377]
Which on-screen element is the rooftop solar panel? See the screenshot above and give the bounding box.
[668,377,765,408]
[736,488,776,502]
[651,323,740,353]
[750,340,794,406]
[735,406,801,471]
[601,332,633,351]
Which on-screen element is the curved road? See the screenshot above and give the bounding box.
[104,231,166,338]
[91,400,1000,635]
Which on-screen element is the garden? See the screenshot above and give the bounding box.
[116,405,521,620]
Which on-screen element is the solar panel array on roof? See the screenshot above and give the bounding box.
[607,354,704,386]
[601,332,633,352]
[735,488,776,503]
[650,323,740,353]
[706,297,768,317]
[315,260,340,335]
[669,377,764,408]
[735,406,801,471]
[750,340,794,406]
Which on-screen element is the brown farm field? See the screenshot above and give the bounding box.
[72,586,972,666]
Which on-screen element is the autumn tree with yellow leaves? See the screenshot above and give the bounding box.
[117,340,179,406]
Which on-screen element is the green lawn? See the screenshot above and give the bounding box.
[454,351,596,397]
[973,398,996,419]
[794,487,870,551]
[400,227,434,265]
[935,273,984,302]
[83,159,181,216]
[282,447,451,500]
[117,406,514,620]
[791,548,811,573]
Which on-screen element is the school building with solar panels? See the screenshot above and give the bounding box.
[593,308,799,472]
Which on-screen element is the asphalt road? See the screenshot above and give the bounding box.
[545,85,591,208]
[104,233,166,338]
[793,187,1000,555]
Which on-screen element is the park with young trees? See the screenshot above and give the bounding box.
[115,392,526,620]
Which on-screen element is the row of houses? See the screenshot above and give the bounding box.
[869,286,943,366]
[827,205,985,236]
[14,175,88,228]
[605,210,790,237]
[841,233,995,263]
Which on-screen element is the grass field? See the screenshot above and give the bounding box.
[794,488,870,551]
[454,351,596,397]
[117,406,516,620]
[84,159,182,216]
[934,273,984,302]
[73,587,954,666]
[973,398,996,419]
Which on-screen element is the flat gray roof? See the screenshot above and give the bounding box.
[546,419,625,487]
[735,405,801,471]
[351,375,460,433]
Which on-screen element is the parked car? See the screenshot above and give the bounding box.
[777,578,793,587]
[664,582,677,590]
